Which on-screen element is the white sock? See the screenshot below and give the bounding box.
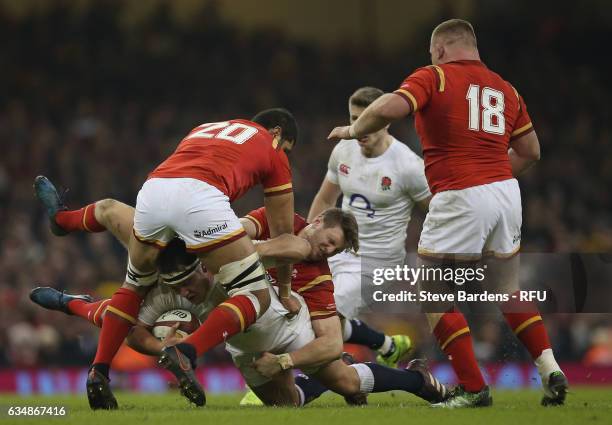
[349,363,375,393]
[342,319,353,342]
[294,384,305,406]
[535,348,561,383]
[378,335,393,356]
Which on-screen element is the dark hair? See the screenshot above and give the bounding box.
[320,208,359,253]
[251,108,299,146]
[431,19,477,47]
[157,238,198,275]
[349,87,384,108]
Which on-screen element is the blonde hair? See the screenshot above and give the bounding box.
[431,19,477,47]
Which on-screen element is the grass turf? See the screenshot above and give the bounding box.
[1,387,611,425]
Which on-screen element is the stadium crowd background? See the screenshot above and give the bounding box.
[1,1,611,371]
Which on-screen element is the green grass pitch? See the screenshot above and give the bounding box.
[1,388,611,425]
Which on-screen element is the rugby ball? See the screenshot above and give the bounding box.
[152,309,201,340]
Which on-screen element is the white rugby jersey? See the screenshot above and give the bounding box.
[138,282,228,326]
[326,138,430,257]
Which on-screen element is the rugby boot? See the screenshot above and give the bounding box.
[33,175,69,236]
[30,286,93,315]
[239,388,264,406]
[159,344,206,406]
[86,368,118,410]
[541,371,569,406]
[432,384,492,408]
[406,358,449,403]
[376,334,412,368]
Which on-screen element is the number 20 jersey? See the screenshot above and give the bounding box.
[394,60,534,194]
[149,119,292,202]
[326,138,430,257]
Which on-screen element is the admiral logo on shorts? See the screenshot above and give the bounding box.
[193,222,228,238]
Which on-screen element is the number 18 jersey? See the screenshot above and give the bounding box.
[394,60,534,194]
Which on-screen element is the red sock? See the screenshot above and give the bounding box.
[433,311,486,392]
[67,299,110,327]
[55,202,106,233]
[501,293,551,359]
[183,295,257,357]
[92,288,142,366]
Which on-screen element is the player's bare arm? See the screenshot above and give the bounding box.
[308,178,342,222]
[254,234,312,263]
[126,322,180,356]
[416,196,432,213]
[264,192,299,315]
[328,94,411,141]
[508,130,541,176]
[239,217,258,239]
[253,315,343,378]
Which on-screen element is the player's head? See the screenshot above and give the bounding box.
[157,238,213,304]
[171,265,214,305]
[306,208,359,261]
[430,19,479,65]
[348,87,390,156]
[251,108,299,154]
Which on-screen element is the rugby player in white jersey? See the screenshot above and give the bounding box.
[309,87,431,366]
[31,211,448,407]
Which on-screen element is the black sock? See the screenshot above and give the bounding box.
[176,343,197,368]
[295,374,327,405]
[366,363,424,393]
[346,319,386,350]
[91,363,109,379]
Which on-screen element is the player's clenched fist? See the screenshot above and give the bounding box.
[253,352,282,378]
[328,126,352,142]
[280,295,302,319]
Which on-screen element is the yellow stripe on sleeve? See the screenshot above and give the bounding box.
[297,275,332,293]
[264,183,293,194]
[431,65,445,92]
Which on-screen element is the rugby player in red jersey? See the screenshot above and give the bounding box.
[35,108,298,409]
[328,19,567,408]
[31,198,448,406]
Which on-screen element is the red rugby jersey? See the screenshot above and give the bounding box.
[149,119,292,201]
[394,60,533,194]
[245,207,337,321]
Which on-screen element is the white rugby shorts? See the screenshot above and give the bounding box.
[225,290,316,387]
[329,251,405,319]
[418,178,522,260]
[133,178,246,253]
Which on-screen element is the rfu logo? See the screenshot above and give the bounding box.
[194,222,228,238]
[381,176,392,191]
[339,163,350,176]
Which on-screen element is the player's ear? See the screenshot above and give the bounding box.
[268,126,282,138]
[436,44,445,62]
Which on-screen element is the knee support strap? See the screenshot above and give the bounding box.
[216,252,268,295]
[126,258,159,286]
